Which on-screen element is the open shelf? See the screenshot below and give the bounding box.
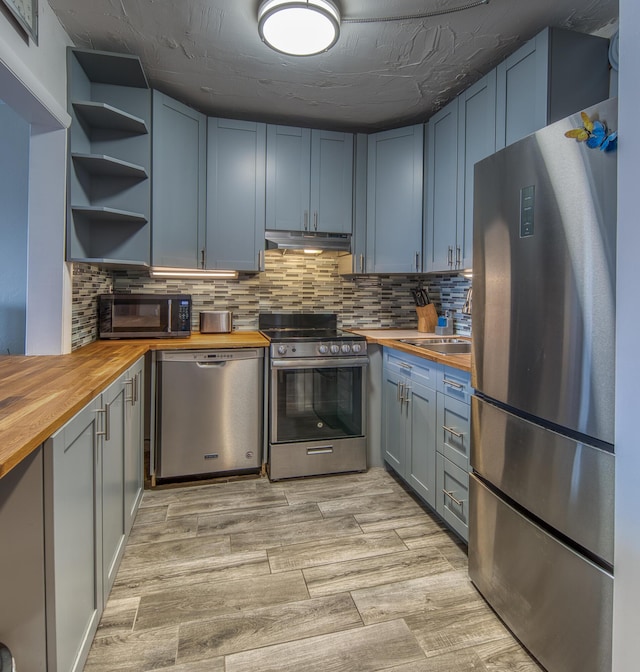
[72,101,148,134]
[71,257,150,269]
[73,49,149,88]
[71,206,148,224]
[72,153,148,179]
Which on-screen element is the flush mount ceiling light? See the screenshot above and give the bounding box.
[258,0,340,56]
[257,0,491,56]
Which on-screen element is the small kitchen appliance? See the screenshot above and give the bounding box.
[199,310,232,334]
[99,294,191,339]
[260,313,368,480]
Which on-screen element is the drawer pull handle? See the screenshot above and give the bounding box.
[400,362,413,370]
[443,378,464,390]
[307,447,333,456]
[443,489,465,508]
[443,425,463,439]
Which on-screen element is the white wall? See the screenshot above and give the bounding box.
[613,2,640,670]
[0,0,73,353]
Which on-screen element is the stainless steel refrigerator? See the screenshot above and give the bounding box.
[470,98,616,672]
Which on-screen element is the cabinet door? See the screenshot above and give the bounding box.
[367,125,423,273]
[0,448,47,672]
[101,375,127,601]
[425,98,458,272]
[407,380,437,507]
[207,118,266,270]
[456,71,496,270]
[266,125,311,231]
[45,397,102,672]
[310,129,353,233]
[436,392,471,471]
[381,368,406,475]
[495,30,549,150]
[124,357,144,534]
[152,91,206,268]
[436,453,469,541]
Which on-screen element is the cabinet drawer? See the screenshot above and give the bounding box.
[438,365,471,403]
[384,348,438,389]
[436,392,470,470]
[436,453,469,541]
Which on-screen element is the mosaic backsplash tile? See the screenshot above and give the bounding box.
[71,253,471,348]
[72,264,113,350]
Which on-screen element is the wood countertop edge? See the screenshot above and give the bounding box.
[0,332,269,479]
[373,338,472,373]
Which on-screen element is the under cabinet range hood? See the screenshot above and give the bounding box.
[265,229,351,253]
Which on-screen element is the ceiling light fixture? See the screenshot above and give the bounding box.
[257,0,491,56]
[258,0,340,56]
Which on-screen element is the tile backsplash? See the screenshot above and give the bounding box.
[71,253,471,349]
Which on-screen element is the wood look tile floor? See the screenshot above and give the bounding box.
[84,468,543,672]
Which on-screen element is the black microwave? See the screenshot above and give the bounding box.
[98,294,192,339]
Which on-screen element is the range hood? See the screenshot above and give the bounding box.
[265,229,351,253]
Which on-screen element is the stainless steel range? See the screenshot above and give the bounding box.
[260,313,368,480]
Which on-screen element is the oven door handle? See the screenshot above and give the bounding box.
[271,357,369,369]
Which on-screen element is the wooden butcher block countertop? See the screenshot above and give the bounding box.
[353,329,472,373]
[0,332,269,479]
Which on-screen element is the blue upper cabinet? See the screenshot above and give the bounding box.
[266,125,353,233]
[266,125,311,231]
[207,118,266,272]
[496,27,610,150]
[425,98,459,273]
[310,130,353,233]
[366,124,424,274]
[456,70,497,270]
[425,72,496,272]
[151,91,206,269]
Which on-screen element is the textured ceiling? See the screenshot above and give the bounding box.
[47,0,618,131]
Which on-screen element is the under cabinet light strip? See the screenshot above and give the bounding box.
[150,268,238,279]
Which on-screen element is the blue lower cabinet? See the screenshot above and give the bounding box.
[382,347,471,540]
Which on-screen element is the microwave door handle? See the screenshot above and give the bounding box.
[167,299,172,333]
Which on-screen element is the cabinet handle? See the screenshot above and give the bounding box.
[415,251,420,272]
[95,404,111,441]
[201,249,205,269]
[456,246,461,268]
[258,249,265,271]
[303,211,309,230]
[447,246,453,267]
[397,381,404,403]
[443,489,465,508]
[124,378,134,404]
[133,373,139,405]
[403,385,411,404]
[443,424,463,439]
[359,254,364,273]
[443,378,464,390]
[95,407,106,438]
[314,211,318,231]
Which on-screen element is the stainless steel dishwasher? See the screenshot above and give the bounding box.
[156,349,264,479]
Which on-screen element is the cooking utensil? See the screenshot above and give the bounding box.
[412,288,425,306]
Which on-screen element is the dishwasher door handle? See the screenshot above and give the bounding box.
[195,361,228,368]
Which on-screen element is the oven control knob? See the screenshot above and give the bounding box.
[341,344,351,354]
[277,345,287,355]
[352,343,362,353]
[330,344,340,354]
[318,345,329,354]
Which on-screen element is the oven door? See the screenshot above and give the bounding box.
[270,357,367,445]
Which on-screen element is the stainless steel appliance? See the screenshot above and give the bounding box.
[156,349,263,479]
[99,293,191,338]
[470,99,617,672]
[199,310,232,334]
[260,313,368,480]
